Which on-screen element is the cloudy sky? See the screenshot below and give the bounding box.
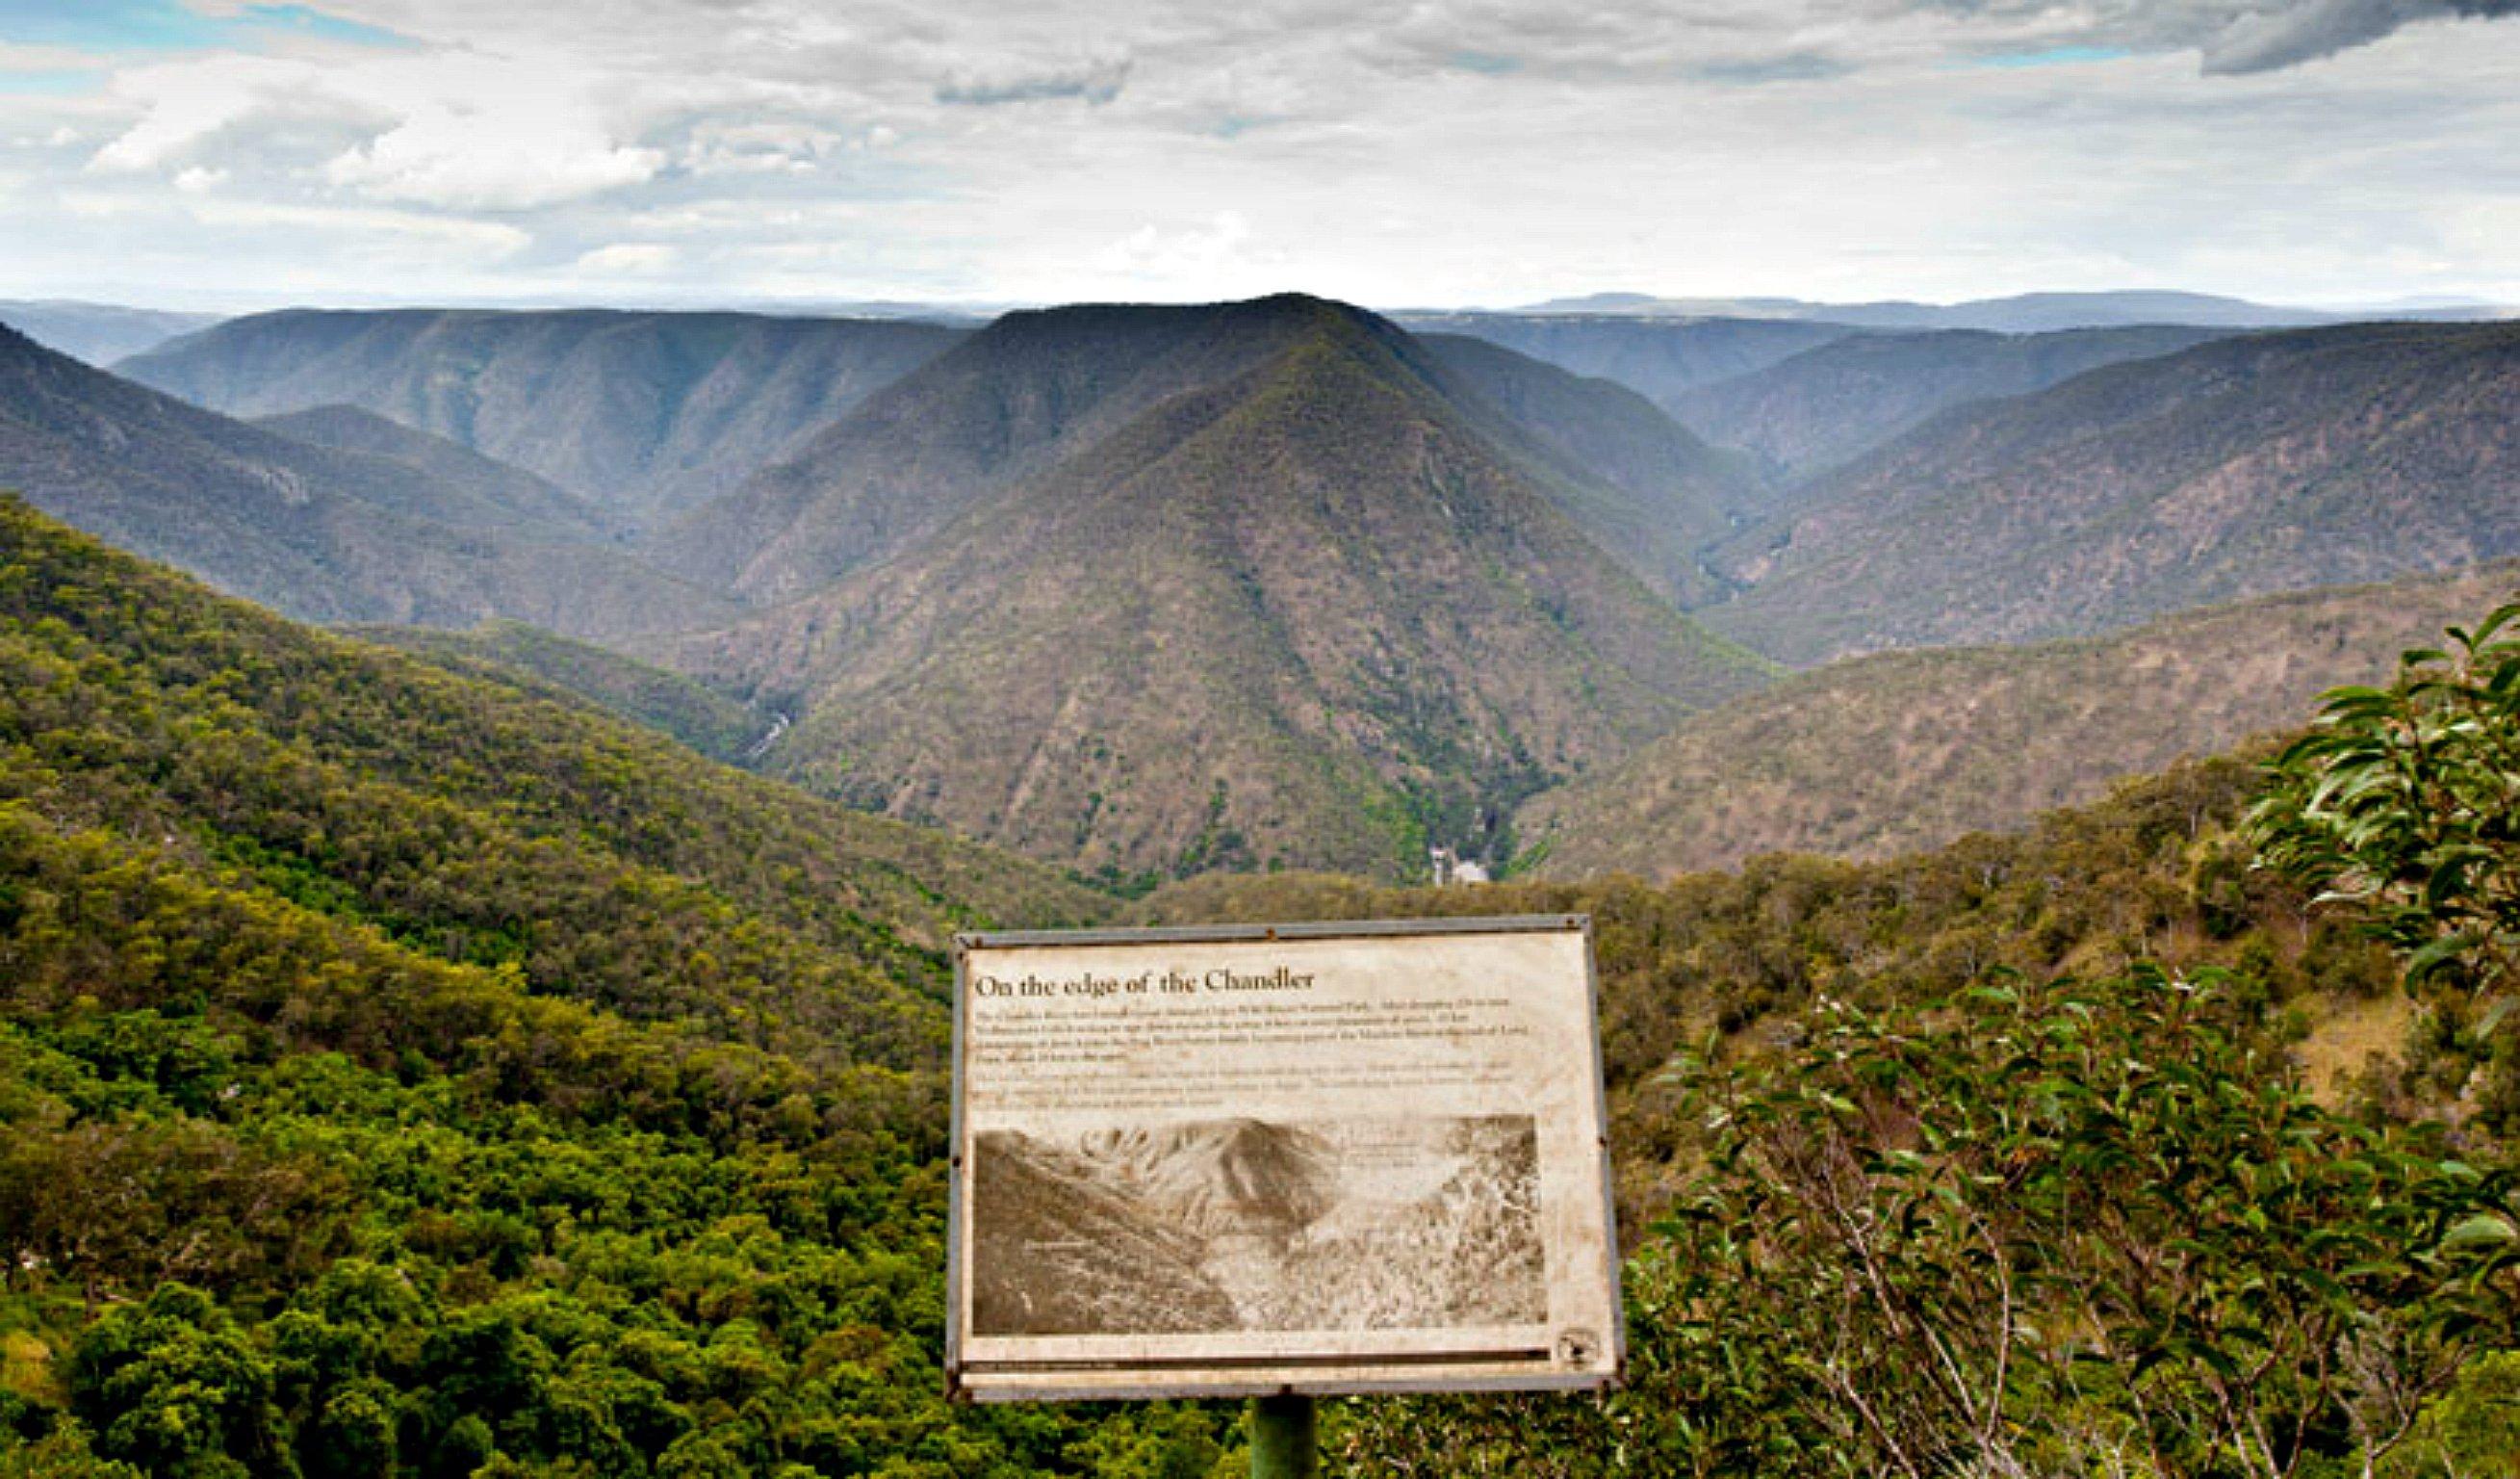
[1,0,2515,311]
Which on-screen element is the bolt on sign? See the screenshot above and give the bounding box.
[945,916,1624,1401]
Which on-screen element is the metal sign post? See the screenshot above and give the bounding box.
[1250,1393,1317,1478]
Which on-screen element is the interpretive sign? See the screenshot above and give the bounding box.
[944,916,1623,1402]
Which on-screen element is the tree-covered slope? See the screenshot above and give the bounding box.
[656,298,1775,884]
[120,309,965,526]
[1416,331,1764,605]
[649,297,1351,603]
[357,619,773,764]
[252,404,622,542]
[1520,563,2520,879]
[658,296,1760,613]
[5,496,2509,1476]
[0,327,733,642]
[1707,321,2520,664]
[0,498,1105,1062]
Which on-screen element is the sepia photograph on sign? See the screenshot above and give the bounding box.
[945,916,1623,1402]
[970,1113,1548,1337]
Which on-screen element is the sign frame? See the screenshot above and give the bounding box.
[944,914,1624,1403]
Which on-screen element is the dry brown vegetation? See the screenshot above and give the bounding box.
[1522,563,2520,880]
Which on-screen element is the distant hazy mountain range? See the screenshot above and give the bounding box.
[0,299,224,365]
[1662,324,2236,483]
[1392,312,1850,412]
[0,324,729,639]
[11,288,2520,884]
[1511,289,2515,331]
[1402,316,2251,490]
[119,308,967,526]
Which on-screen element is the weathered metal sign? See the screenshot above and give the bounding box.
[945,916,1623,1402]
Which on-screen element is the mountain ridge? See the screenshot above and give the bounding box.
[1522,562,2520,879]
[1705,320,2520,664]
[0,325,732,641]
[0,298,224,364]
[118,307,965,525]
[1666,323,2236,484]
[651,296,1774,882]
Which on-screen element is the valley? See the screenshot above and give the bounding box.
[5,279,2519,1478]
[10,5,2520,1469]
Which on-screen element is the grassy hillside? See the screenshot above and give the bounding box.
[1667,323,2231,483]
[656,298,1775,884]
[1708,320,2520,664]
[1520,564,2520,879]
[121,309,964,525]
[0,327,733,642]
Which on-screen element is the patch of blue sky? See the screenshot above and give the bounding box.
[234,4,414,49]
[0,68,103,94]
[0,1,410,54]
[1967,45,2135,69]
[1447,51,1520,75]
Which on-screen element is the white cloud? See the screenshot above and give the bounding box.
[575,242,678,273]
[1093,211,1256,281]
[185,197,533,256]
[90,55,336,172]
[0,0,2515,308]
[90,49,664,211]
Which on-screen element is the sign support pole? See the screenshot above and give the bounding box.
[1250,1393,1317,1478]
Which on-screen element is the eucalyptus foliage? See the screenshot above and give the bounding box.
[2250,601,2520,999]
[1351,969,2520,1478]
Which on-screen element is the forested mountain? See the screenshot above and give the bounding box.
[1391,311,1856,412]
[1519,563,2520,878]
[119,308,965,524]
[1707,320,2520,664]
[651,296,1775,883]
[653,296,1371,601]
[1667,323,2232,483]
[0,499,1193,1476]
[0,326,731,640]
[0,299,222,366]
